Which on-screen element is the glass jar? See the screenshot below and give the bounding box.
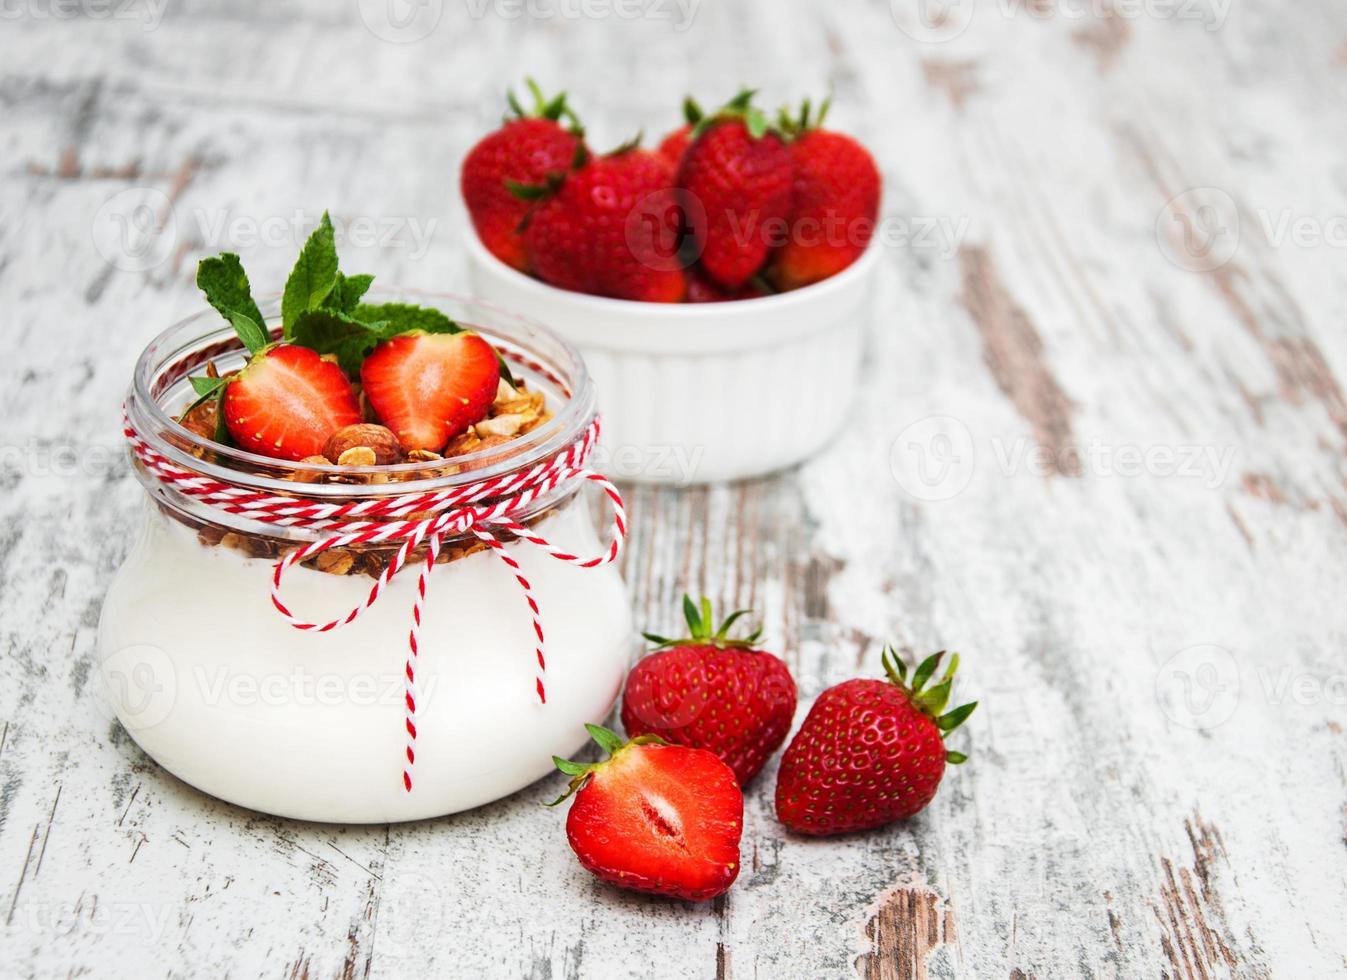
[99,293,632,822]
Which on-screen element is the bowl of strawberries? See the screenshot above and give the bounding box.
[463,84,882,485]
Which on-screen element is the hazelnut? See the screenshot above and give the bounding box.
[324,423,401,465]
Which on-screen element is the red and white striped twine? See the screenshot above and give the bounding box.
[123,409,626,794]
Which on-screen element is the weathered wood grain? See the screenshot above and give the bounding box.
[2,0,1347,976]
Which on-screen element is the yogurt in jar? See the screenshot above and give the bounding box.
[100,293,632,822]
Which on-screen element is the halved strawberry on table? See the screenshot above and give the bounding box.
[461,79,586,273]
[550,724,743,902]
[622,596,796,785]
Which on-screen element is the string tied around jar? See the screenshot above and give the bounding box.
[123,408,626,794]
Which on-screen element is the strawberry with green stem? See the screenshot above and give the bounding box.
[765,95,881,291]
[461,79,586,273]
[622,596,796,785]
[774,647,977,836]
[525,142,687,302]
[550,724,743,902]
[676,89,794,290]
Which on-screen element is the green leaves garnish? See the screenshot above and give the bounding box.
[281,212,340,337]
[197,253,265,333]
[352,303,462,335]
[291,303,470,378]
[228,310,270,356]
[185,209,512,424]
[189,375,227,398]
[323,272,375,315]
[289,309,391,377]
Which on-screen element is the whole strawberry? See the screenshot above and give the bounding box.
[551,724,743,902]
[766,97,881,291]
[677,89,794,290]
[460,79,585,273]
[775,648,976,836]
[622,597,796,785]
[526,145,686,302]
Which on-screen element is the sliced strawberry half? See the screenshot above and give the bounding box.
[550,725,743,902]
[222,344,361,461]
[359,331,500,452]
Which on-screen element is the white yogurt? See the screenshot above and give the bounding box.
[97,500,632,822]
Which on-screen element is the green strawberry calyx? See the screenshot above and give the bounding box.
[501,78,590,208]
[690,88,779,141]
[682,95,705,127]
[505,77,585,136]
[881,646,978,765]
[547,724,667,807]
[641,595,764,652]
[776,92,834,139]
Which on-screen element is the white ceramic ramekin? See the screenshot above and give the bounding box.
[466,233,879,484]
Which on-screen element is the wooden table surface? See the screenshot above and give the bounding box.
[4,1,1347,976]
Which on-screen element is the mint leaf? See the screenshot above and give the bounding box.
[282,212,340,337]
[353,303,464,337]
[290,309,388,376]
[229,310,270,356]
[322,272,375,314]
[190,375,227,397]
[182,374,228,418]
[197,253,264,330]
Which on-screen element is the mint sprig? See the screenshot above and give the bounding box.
[280,212,340,337]
[184,210,513,427]
[323,272,375,315]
